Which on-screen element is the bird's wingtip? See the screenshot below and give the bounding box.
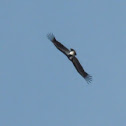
[85,74,92,84]
[47,33,55,41]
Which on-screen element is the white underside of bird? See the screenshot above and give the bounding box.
[69,51,76,56]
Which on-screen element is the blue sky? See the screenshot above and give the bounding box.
[0,0,126,126]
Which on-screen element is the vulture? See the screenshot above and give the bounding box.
[47,33,92,83]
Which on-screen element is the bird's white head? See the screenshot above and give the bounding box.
[70,48,76,56]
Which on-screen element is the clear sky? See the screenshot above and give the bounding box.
[0,0,126,126]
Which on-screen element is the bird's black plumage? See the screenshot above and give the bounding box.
[71,57,92,83]
[47,33,92,83]
[47,33,70,57]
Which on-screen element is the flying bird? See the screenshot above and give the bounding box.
[47,33,92,83]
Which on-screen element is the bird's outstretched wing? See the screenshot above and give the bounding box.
[47,33,70,56]
[72,57,92,83]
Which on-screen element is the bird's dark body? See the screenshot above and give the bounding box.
[68,55,74,61]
